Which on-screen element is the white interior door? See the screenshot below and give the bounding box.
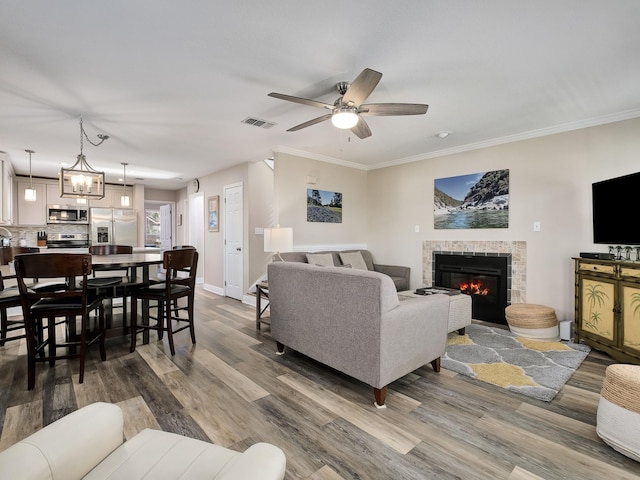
[224,183,243,300]
[159,204,172,250]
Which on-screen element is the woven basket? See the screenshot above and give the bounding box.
[601,364,640,415]
[505,303,557,328]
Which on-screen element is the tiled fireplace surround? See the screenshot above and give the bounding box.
[422,240,527,306]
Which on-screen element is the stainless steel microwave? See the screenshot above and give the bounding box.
[46,205,89,224]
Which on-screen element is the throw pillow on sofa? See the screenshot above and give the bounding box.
[306,253,335,266]
[339,251,368,270]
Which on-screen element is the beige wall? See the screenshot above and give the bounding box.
[367,117,640,322]
[248,160,275,286]
[183,117,640,319]
[274,152,368,249]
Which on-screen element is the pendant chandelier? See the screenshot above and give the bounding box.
[120,162,130,207]
[24,149,37,202]
[59,117,108,199]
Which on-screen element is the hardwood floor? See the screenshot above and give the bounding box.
[1,288,640,479]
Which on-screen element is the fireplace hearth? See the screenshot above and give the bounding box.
[434,253,509,324]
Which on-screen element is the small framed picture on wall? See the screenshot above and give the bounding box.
[208,195,220,232]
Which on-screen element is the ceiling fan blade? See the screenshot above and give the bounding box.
[359,103,429,116]
[350,116,372,139]
[342,68,382,106]
[268,92,334,110]
[286,114,332,132]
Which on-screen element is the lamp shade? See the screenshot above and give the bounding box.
[24,187,37,202]
[264,227,293,253]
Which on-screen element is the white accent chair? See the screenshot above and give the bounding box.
[0,402,286,480]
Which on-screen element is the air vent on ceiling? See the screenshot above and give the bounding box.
[241,117,276,129]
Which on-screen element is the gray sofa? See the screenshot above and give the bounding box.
[277,249,410,291]
[267,261,449,407]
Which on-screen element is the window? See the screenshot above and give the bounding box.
[145,208,160,247]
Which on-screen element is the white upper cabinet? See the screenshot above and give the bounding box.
[1,156,14,225]
[16,180,47,225]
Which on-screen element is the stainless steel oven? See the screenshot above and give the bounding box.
[46,205,89,224]
[45,233,90,249]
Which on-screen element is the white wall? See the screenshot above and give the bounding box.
[367,117,640,323]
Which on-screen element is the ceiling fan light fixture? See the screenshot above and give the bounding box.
[331,107,359,129]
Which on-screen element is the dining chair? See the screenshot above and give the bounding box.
[88,245,138,328]
[14,253,106,390]
[130,248,198,356]
[169,245,196,318]
[0,247,42,346]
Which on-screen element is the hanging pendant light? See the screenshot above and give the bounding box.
[120,162,130,207]
[24,149,37,202]
[60,117,108,199]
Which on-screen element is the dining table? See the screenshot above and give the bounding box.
[90,252,163,283]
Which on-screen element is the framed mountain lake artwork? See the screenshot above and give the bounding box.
[307,189,342,223]
[434,169,509,229]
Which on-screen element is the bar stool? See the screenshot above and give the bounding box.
[14,253,106,390]
[130,248,198,356]
[88,245,137,328]
[0,247,45,346]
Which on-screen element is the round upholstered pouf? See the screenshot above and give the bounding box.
[597,364,640,462]
[505,303,559,341]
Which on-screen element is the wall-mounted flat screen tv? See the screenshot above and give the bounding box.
[592,171,640,245]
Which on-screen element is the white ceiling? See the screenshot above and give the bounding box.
[2,1,640,190]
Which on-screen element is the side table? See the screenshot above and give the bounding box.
[256,281,270,330]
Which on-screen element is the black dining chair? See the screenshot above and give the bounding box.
[14,253,106,390]
[87,245,137,328]
[130,248,198,356]
[0,246,50,346]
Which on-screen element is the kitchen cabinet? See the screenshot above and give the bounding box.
[46,183,64,205]
[16,180,47,225]
[47,183,130,209]
[88,187,114,208]
[1,156,14,224]
[574,257,640,364]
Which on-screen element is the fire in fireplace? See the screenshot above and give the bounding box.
[434,253,509,324]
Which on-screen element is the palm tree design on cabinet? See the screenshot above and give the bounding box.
[582,280,614,340]
[623,290,640,350]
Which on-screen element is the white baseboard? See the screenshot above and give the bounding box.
[203,283,224,296]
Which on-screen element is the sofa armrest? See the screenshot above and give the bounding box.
[378,294,449,387]
[374,263,410,291]
[0,402,124,480]
[220,443,287,480]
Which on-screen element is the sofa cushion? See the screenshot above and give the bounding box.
[339,251,368,271]
[306,253,335,266]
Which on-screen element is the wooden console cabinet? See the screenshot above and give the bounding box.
[574,257,640,364]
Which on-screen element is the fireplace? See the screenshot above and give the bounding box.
[434,253,509,324]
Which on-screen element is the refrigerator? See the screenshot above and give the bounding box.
[90,208,138,246]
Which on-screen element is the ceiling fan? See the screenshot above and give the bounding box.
[268,68,429,139]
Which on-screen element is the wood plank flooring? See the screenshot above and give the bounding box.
[1,288,640,479]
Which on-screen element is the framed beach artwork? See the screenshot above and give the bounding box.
[307,189,342,223]
[208,195,220,231]
[434,169,509,229]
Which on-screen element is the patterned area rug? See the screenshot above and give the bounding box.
[441,323,591,401]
